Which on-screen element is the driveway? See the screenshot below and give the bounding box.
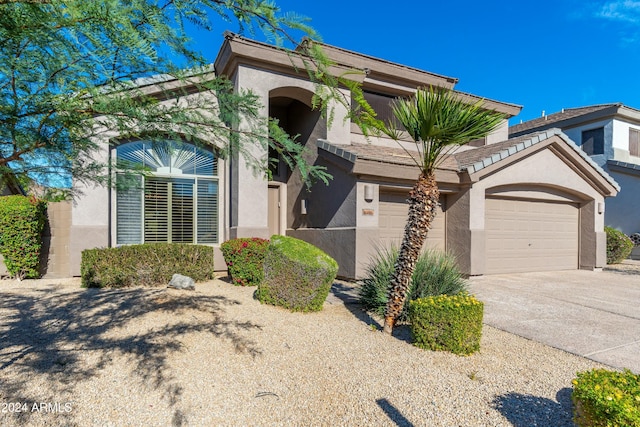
[468,265,640,373]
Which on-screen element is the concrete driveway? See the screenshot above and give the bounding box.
[468,267,640,373]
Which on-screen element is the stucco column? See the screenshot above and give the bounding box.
[446,187,486,276]
[326,88,351,145]
[354,181,380,279]
[580,200,606,269]
[228,67,270,240]
[69,134,112,275]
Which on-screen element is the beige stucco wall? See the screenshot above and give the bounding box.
[42,201,72,278]
[229,65,352,239]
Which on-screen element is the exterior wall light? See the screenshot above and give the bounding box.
[598,202,604,214]
[364,184,374,203]
[301,199,308,215]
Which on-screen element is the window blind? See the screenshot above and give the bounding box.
[197,179,218,243]
[116,175,143,244]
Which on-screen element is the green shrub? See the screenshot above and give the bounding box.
[220,237,269,286]
[359,246,467,321]
[0,195,47,279]
[572,368,640,427]
[408,294,483,355]
[81,243,215,288]
[256,235,338,312]
[605,226,634,264]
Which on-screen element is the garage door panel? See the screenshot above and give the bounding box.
[379,191,445,251]
[486,198,578,274]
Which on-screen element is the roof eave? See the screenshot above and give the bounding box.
[215,32,365,83]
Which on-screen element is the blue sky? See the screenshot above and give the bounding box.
[189,0,640,125]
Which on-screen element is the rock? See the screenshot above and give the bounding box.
[168,274,195,290]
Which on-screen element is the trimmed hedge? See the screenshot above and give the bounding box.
[605,226,633,264]
[0,195,47,279]
[572,368,640,427]
[256,235,338,312]
[408,294,484,356]
[81,243,215,288]
[220,237,269,286]
[359,246,467,321]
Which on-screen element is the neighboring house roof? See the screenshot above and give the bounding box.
[317,128,620,195]
[509,103,640,137]
[607,159,640,177]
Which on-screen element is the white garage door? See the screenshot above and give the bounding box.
[485,198,579,274]
[378,191,445,251]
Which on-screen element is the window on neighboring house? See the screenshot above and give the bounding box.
[581,127,604,155]
[630,128,640,157]
[115,140,219,245]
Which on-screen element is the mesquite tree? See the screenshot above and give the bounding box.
[381,86,505,334]
[0,0,375,196]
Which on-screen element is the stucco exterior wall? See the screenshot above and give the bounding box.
[486,120,510,145]
[604,169,640,235]
[562,119,613,167]
[611,120,640,165]
[70,130,112,275]
[229,65,352,238]
[286,180,381,279]
[42,201,72,278]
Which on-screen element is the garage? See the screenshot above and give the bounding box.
[378,190,445,251]
[485,197,579,274]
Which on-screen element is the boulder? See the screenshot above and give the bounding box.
[168,273,195,290]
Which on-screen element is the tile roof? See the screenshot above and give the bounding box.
[607,160,640,177]
[454,133,542,172]
[332,142,459,171]
[317,130,619,191]
[509,103,622,135]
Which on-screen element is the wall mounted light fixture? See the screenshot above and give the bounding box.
[364,184,374,202]
[598,202,604,214]
[301,199,307,215]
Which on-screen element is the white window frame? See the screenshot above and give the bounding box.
[110,140,224,246]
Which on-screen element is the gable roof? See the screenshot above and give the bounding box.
[510,103,640,137]
[458,128,619,191]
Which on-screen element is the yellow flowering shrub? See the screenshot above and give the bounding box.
[572,368,640,426]
[408,294,483,355]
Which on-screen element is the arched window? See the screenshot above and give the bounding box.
[115,140,219,245]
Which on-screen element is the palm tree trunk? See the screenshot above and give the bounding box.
[383,171,439,334]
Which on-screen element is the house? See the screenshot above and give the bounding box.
[510,104,640,237]
[46,34,618,279]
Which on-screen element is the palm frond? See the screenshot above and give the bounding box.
[388,86,506,174]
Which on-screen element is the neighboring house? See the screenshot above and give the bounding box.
[49,34,618,279]
[510,104,639,236]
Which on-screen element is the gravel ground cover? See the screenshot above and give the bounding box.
[0,277,606,426]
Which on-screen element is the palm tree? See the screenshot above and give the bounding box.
[381,86,506,334]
